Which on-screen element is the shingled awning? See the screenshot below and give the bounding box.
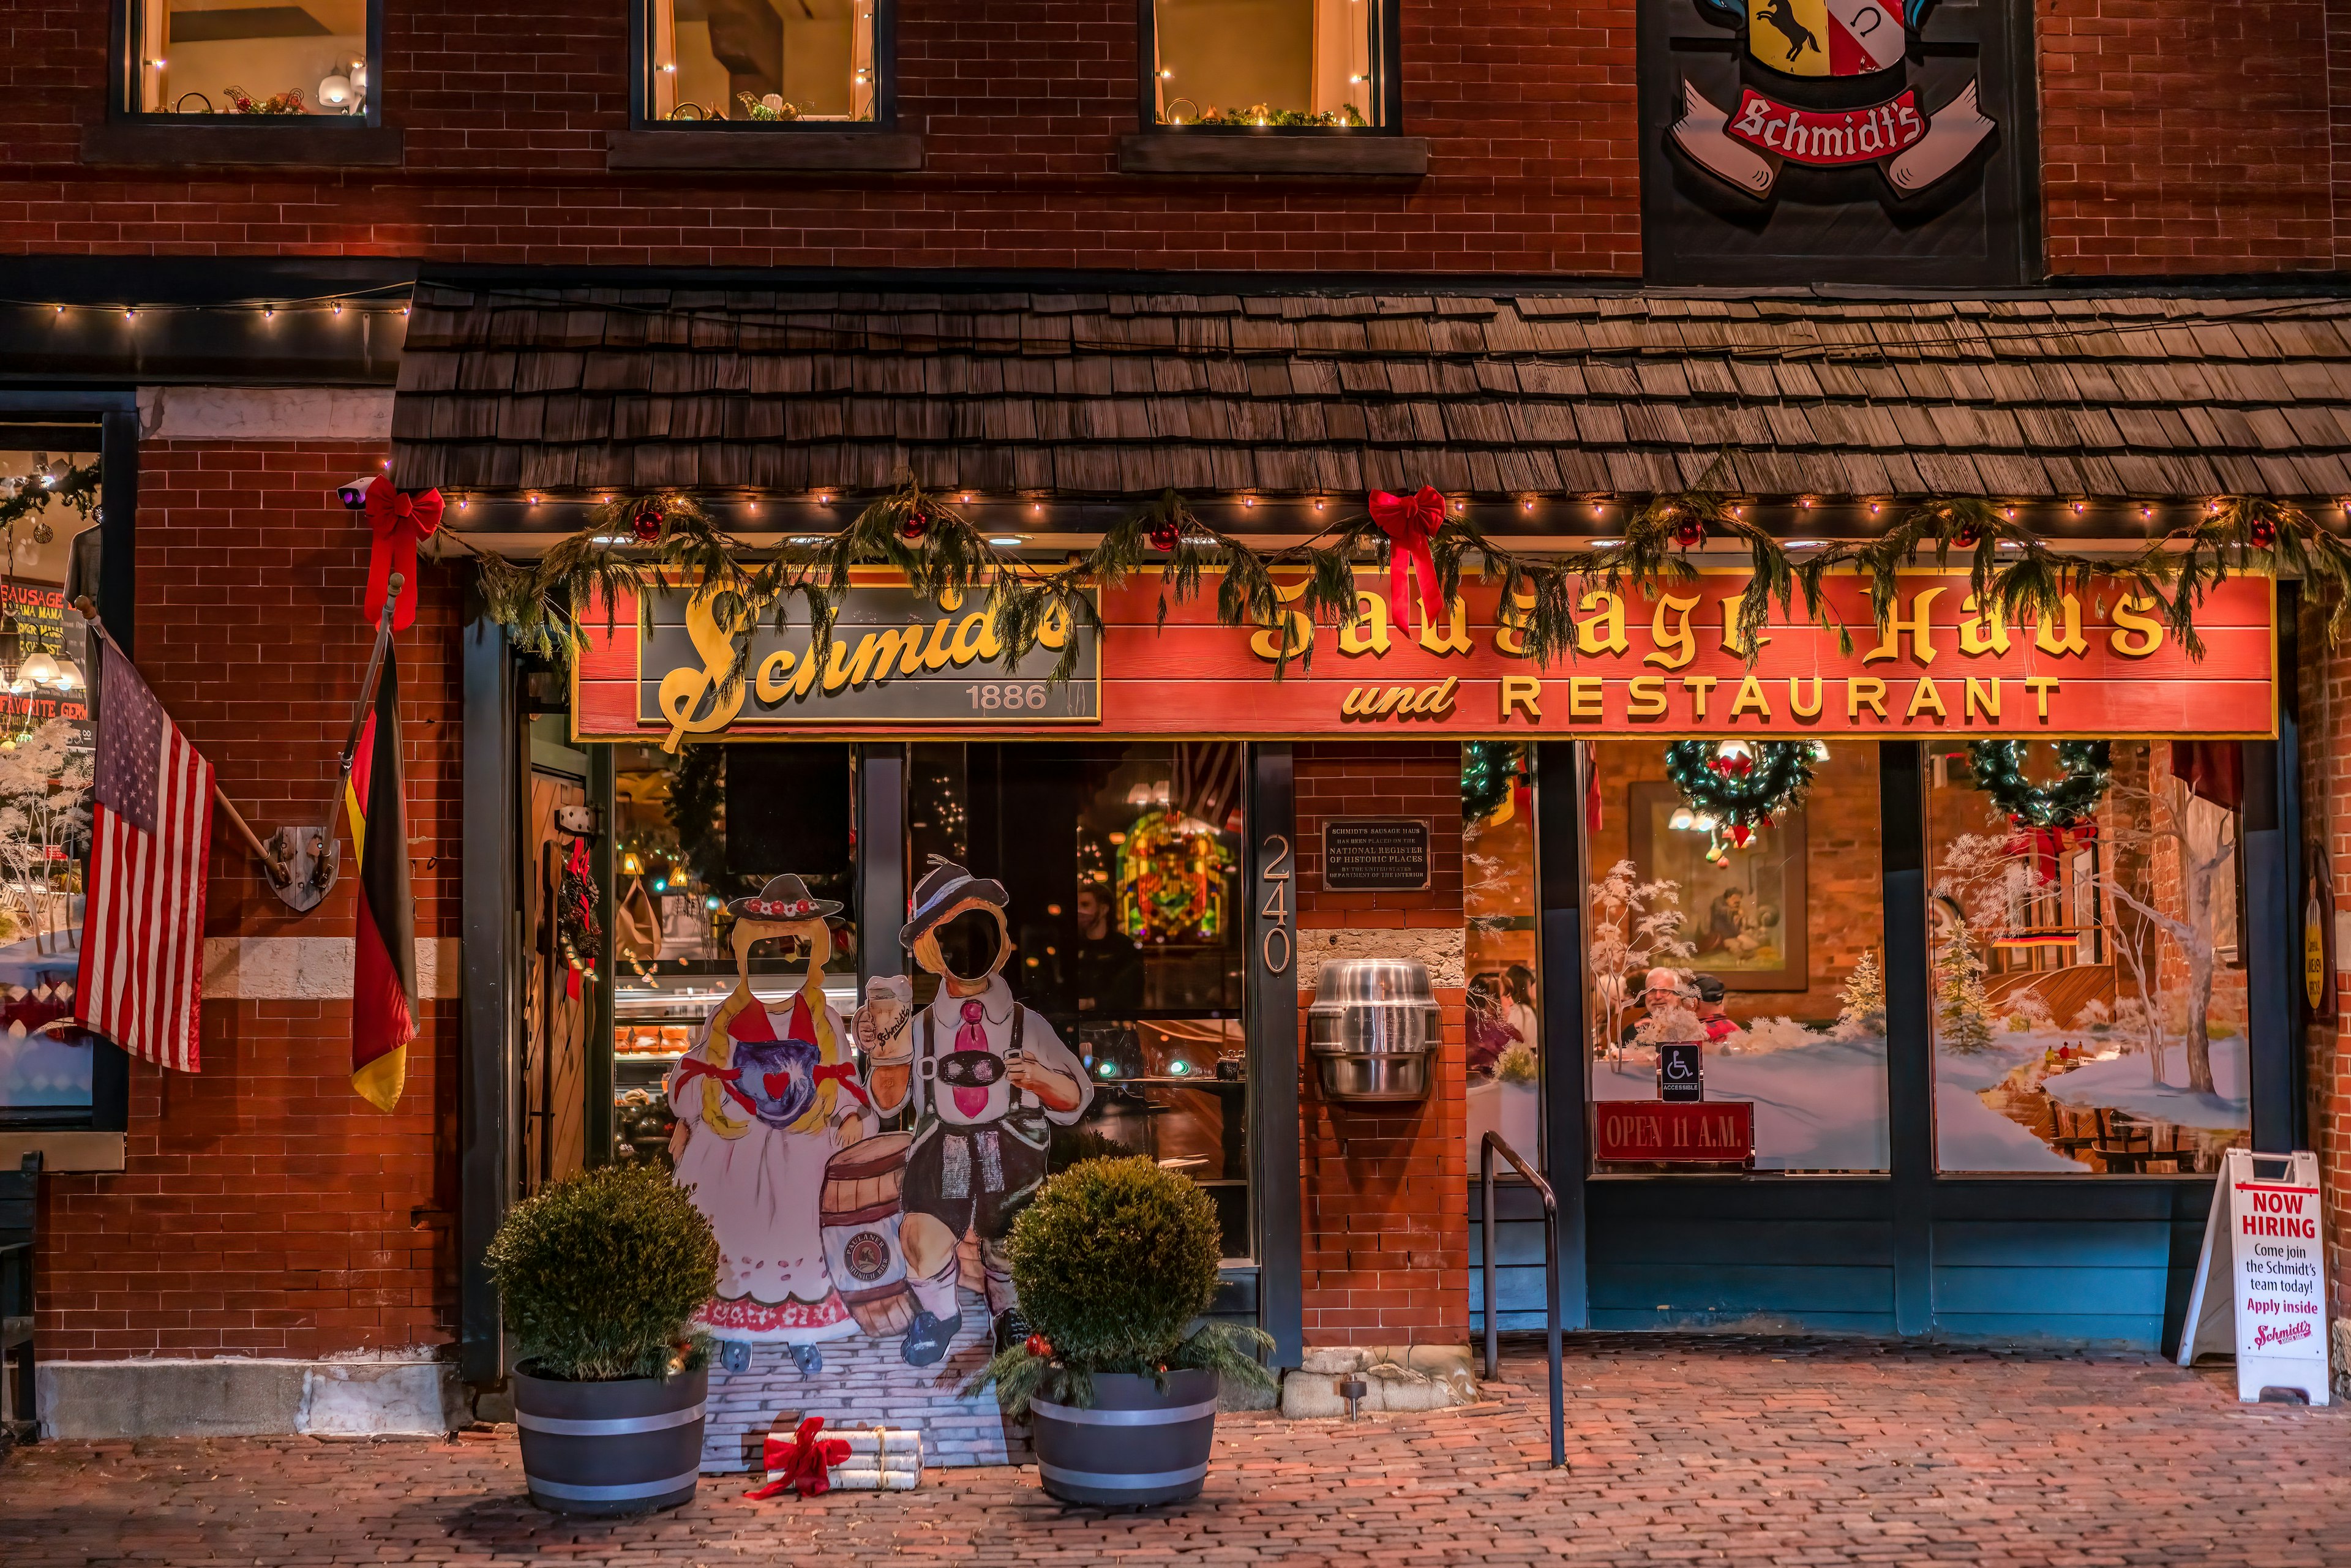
[391,284,2351,502]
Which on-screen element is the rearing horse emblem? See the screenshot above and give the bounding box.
[1737,0,1911,77]
[1756,0,1820,65]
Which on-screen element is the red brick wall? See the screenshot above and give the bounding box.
[0,0,1642,274]
[2040,0,2342,273]
[1292,741,1468,1345]
[2296,600,2351,1325]
[35,440,462,1361]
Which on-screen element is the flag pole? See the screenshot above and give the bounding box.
[333,574,400,807]
[72,595,292,888]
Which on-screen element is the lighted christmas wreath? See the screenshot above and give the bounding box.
[1461,740,1525,824]
[1663,740,1823,842]
[1966,740,2111,829]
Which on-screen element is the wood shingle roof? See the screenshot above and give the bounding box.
[391,285,2351,500]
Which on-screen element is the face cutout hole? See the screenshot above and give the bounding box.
[932,906,1005,981]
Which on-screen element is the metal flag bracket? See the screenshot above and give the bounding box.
[72,571,400,915]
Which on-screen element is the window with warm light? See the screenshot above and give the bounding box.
[127,1,376,117]
[644,0,882,124]
[1145,0,1392,128]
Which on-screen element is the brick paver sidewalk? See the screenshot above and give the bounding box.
[3,1337,2346,1566]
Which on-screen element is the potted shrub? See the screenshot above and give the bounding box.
[485,1165,719,1515]
[967,1156,1275,1506]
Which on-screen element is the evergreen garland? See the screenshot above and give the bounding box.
[1967,740,2112,828]
[1461,740,1524,823]
[455,480,2343,708]
[1663,740,1823,833]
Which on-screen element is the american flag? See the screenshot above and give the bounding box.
[73,641,215,1072]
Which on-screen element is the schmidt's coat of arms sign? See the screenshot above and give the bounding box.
[1671,0,1994,198]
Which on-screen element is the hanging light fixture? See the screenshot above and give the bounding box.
[20,631,59,690]
[0,615,23,688]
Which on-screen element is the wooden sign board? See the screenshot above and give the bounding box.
[571,568,2276,745]
[1320,817,1431,891]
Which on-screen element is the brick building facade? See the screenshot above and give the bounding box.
[2,0,2347,1442]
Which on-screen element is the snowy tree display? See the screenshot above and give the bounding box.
[1586,858,1692,1058]
[1832,948,1886,1040]
[1935,922,1995,1054]
[0,718,91,954]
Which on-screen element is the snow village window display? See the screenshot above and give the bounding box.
[1463,742,1541,1159]
[1586,738,1891,1172]
[1927,739,2252,1174]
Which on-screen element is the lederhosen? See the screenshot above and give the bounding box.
[902,1007,1052,1242]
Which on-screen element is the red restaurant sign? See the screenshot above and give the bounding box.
[570,568,2276,745]
[1593,1101,1756,1164]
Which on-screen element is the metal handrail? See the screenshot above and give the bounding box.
[1480,1131,1563,1469]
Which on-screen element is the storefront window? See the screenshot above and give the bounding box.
[1149,0,1386,127]
[1585,739,1890,1173]
[647,0,878,123]
[130,0,372,116]
[908,741,1251,1259]
[607,741,860,1172]
[0,445,99,1123]
[1463,741,1539,1162]
[1929,740,2251,1174]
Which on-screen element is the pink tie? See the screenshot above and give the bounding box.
[953,999,990,1118]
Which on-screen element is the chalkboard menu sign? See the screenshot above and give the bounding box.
[1321,817,1431,891]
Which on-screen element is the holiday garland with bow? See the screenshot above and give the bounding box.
[455,478,2344,706]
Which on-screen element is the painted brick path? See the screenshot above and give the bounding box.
[4,1337,2349,1566]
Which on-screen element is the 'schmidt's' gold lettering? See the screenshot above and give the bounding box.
[658,586,760,752]
[1864,584,1944,666]
[756,649,797,703]
[2109,593,2165,657]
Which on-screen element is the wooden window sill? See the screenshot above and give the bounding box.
[1119,132,1428,176]
[607,129,924,172]
[81,121,404,168]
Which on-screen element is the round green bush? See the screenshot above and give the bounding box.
[1003,1155,1223,1371]
[485,1164,718,1382]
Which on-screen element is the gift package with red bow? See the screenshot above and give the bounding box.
[748,1416,924,1498]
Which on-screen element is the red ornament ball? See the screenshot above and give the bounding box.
[2248,517,2278,548]
[1149,520,1182,553]
[1953,524,1983,549]
[630,505,665,543]
[899,507,930,544]
[1024,1334,1053,1359]
[1672,519,1706,550]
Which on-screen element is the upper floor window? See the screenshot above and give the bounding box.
[1144,0,1393,129]
[129,0,375,117]
[645,0,880,124]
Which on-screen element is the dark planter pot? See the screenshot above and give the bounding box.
[1029,1368,1219,1506]
[511,1361,707,1515]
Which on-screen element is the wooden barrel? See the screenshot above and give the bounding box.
[511,1362,705,1516]
[1029,1369,1220,1506]
[820,1131,915,1335]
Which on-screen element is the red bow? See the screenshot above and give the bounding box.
[814,1059,871,1107]
[2004,821,2096,885]
[362,475,444,632]
[1367,486,1447,632]
[747,1416,849,1501]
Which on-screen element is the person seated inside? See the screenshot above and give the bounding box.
[1620,966,1692,1047]
[1690,972,1739,1043]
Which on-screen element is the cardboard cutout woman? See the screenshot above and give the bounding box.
[861,857,1093,1365]
[668,874,877,1375]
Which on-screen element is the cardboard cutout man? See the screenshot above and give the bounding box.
[862,857,1093,1365]
[668,874,876,1376]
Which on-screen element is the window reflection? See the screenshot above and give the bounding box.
[648,0,877,122]
[135,1,370,116]
[1151,0,1382,126]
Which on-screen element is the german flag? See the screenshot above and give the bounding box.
[345,645,416,1112]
